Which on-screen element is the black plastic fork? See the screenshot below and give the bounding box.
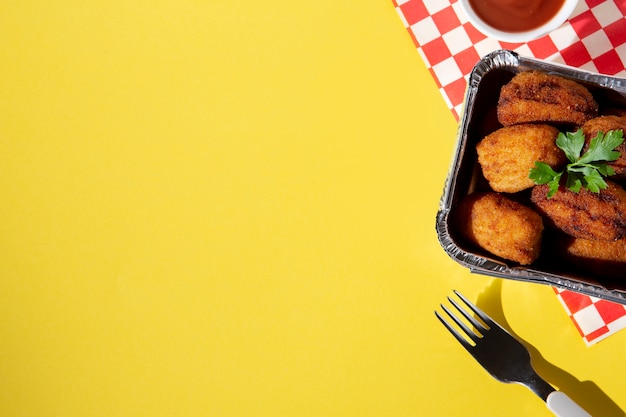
[435,290,592,417]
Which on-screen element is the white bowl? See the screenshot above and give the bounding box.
[459,0,579,43]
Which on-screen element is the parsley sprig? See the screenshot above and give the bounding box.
[529,129,623,198]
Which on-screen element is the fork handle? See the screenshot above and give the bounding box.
[546,391,592,417]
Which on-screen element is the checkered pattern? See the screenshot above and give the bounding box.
[554,288,626,345]
[394,0,626,120]
[394,0,626,344]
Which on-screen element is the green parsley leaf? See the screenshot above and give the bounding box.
[529,161,559,184]
[579,129,623,164]
[583,170,608,193]
[546,174,562,198]
[529,161,562,198]
[556,129,586,163]
[565,171,582,193]
[528,128,623,198]
[595,162,616,177]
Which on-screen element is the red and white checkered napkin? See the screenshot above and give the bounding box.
[393,0,626,344]
[554,288,626,345]
[394,0,626,120]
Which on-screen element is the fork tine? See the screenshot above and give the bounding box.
[442,302,482,340]
[454,290,496,326]
[434,309,474,350]
[448,295,489,333]
[435,291,497,347]
[435,291,592,414]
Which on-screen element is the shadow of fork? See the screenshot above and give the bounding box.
[475,279,625,417]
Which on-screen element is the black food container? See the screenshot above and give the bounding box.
[436,49,626,305]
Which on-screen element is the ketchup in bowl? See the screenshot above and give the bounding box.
[460,0,577,43]
[468,0,566,32]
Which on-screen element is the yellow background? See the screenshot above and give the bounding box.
[1,1,624,416]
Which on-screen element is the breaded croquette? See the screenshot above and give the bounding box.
[456,192,544,265]
[497,71,598,127]
[581,115,626,178]
[550,234,626,280]
[530,181,626,241]
[476,124,565,193]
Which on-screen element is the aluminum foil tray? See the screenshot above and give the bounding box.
[436,49,626,305]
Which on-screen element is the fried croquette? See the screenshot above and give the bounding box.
[531,181,626,241]
[456,192,544,265]
[497,71,598,127]
[476,124,566,193]
[582,115,626,178]
[549,234,626,280]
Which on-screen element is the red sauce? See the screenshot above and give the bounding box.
[469,0,566,32]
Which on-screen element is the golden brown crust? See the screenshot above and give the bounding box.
[549,234,626,280]
[476,124,565,193]
[497,71,598,127]
[455,192,544,265]
[530,181,626,241]
[581,115,626,178]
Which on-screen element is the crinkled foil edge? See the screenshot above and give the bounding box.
[435,49,626,305]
